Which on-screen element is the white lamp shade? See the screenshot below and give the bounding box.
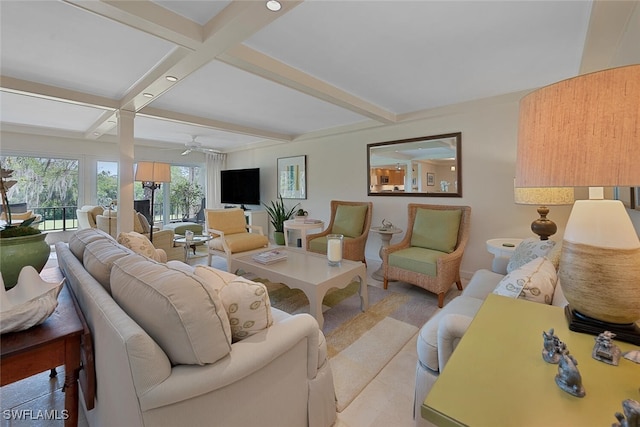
[135,162,171,183]
[563,200,640,249]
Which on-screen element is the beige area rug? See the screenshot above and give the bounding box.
[258,279,440,412]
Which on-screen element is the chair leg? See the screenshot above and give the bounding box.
[456,279,463,290]
[383,277,388,290]
[207,253,212,266]
[437,293,445,308]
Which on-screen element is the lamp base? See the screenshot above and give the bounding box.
[564,305,640,345]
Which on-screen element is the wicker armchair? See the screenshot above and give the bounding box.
[306,200,373,264]
[382,204,471,307]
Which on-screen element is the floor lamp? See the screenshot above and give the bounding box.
[135,162,171,243]
[515,64,640,344]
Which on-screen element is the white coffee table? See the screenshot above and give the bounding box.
[233,249,368,329]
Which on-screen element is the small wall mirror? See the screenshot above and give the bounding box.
[367,132,462,197]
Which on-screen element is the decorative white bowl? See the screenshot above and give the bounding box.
[0,266,64,334]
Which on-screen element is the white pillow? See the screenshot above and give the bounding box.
[117,231,162,262]
[493,256,557,304]
[194,266,273,342]
[506,238,556,273]
[111,254,232,365]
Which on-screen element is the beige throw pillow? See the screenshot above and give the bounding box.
[506,238,556,273]
[493,256,557,304]
[111,254,232,365]
[194,266,273,342]
[117,231,163,262]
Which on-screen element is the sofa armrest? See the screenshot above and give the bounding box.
[147,229,174,251]
[436,313,473,372]
[139,313,321,411]
[461,269,505,300]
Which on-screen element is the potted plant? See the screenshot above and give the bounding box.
[294,208,308,223]
[0,166,49,289]
[263,195,299,245]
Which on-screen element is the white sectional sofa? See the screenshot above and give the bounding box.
[414,238,568,426]
[56,228,336,427]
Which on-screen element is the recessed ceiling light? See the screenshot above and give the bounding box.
[143,93,154,98]
[107,120,116,124]
[93,132,100,136]
[266,0,281,12]
[165,76,178,82]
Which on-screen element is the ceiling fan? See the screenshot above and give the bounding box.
[180,136,221,156]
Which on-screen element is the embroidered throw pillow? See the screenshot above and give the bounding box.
[493,257,557,304]
[506,238,556,273]
[117,231,163,262]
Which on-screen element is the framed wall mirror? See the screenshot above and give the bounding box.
[367,132,462,197]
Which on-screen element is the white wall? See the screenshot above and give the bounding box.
[226,92,578,278]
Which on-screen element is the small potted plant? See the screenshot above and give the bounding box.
[0,166,49,289]
[294,208,308,223]
[263,195,299,245]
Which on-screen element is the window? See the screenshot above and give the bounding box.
[97,161,118,206]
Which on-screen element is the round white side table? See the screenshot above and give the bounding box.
[370,226,403,281]
[486,238,523,273]
[283,219,324,248]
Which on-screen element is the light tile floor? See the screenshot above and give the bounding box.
[0,248,466,427]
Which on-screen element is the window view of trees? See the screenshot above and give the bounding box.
[0,156,78,211]
[170,166,203,221]
[97,161,118,206]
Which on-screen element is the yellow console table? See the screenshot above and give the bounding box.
[422,293,640,427]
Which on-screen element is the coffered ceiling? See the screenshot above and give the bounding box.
[1,0,638,154]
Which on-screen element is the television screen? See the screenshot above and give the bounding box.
[220,168,260,208]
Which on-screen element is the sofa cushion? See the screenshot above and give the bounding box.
[111,254,232,365]
[69,228,114,262]
[388,247,444,276]
[331,204,368,238]
[411,208,461,253]
[136,212,151,234]
[208,233,269,254]
[117,231,163,262]
[506,237,556,273]
[132,210,145,234]
[493,257,557,304]
[83,238,133,293]
[194,266,273,342]
[416,296,483,372]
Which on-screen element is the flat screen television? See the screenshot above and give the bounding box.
[220,168,260,209]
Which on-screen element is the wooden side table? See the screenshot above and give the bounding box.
[1,280,84,426]
[422,294,640,427]
[370,226,402,281]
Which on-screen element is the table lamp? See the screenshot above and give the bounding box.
[515,64,640,344]
[514,186,574,240]
[135,162,171,242]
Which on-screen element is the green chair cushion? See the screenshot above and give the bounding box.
[388,247,446,277]
[308,236,354,254]
[410,208,461,253]
[331,204,368,238]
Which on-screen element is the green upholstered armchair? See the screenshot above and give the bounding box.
[306,200,373,265]
[382,204,471,307]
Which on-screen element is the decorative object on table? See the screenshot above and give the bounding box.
[277,155,306,199]
[252,249,288,265]
[134,161,171,243]
[514,185,574,240]
[622,350,640,364]
[380,218,393,231]
[542,328,566,364]
[263,195,299,245]
[294,208,308,223]
[0,266,64,333]
[185,230,194,242]
[554,352,585,398]
[515,64,640,345]
[106,199,117,236]
[612,399,640,427]
[0,166,49,290]
[592,330,622,366]
[327,234,343,267]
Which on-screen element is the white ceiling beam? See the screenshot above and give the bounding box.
[219,44,397,124]
[64,0,203,50]
[138,107,294,142]
[580,0,639,73]
[0,76,118,110]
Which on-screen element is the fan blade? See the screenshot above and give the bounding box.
[181,149,191,156]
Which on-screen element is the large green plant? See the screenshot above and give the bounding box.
[263,195,299,232]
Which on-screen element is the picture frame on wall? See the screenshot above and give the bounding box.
[427,173,435,186]
[278,155,307,199]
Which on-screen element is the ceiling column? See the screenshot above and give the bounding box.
[116,109,135,235]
